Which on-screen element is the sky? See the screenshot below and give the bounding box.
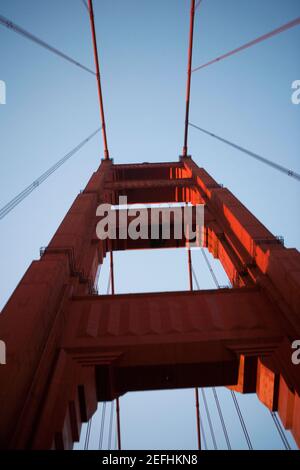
[0,0,299,450]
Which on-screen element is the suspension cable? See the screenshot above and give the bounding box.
[192,266,201,290]
[0,14,95,75]
[84,416,92,450]
[106,266,111,295]
[188,247,194,291]
[116,398,122,450]
[192,17,300,73]
[197,249,253,450]
[108,401,115,450]
[200,248,220,288]
[194,388,201,450]
[87,0,110,160]
[189,123,300,182]
[81,0,89,12]
[200,419,208,450]
[192,260,231,450]
[98,402,107,450]
[195,0,202,10]
[212,388,231,450]
[0,128,101,220]
[110,250,115,295]
[230,390,253,450]
[201,389,217,450]
[270,412,291,450]
[187,248,201,450]
[182,0,196,157]
[107,245,122,450]
[115,421,118,450]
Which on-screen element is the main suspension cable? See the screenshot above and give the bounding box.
[0,14,95,76]
[192,17,300,73]
[0,128,101,220]
[189,123,300,182]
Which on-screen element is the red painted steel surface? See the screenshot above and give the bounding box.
[0,157,299,449]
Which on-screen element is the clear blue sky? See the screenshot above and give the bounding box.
[0,0,299,450]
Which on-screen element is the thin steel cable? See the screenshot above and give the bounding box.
[189,123,300,182]
[182,0,196,157]
[116,397,122,450]
[0,14,96,75]
[197,244,253,451]
[200,419,207,450]
[98,402,107,450]
[187,248,202,450]
[88,0,110,159]
[192,266,201,290]
[201,248,220,288]
[195,0,202,10]
[270,412,291,450]
[192,17,300,72]
[212,388,231,450]
[201,389,217,450]
[115,421,118,450]
[106,267,111,295]
[0,128,100,220]
[108,401,114,450]
[81,0,89,12]
[230,390,253,450]
[192,265,231,450]
[84,417,92,450]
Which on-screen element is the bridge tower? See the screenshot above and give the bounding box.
[0,155,299,449]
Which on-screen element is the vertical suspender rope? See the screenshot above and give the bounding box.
[187,246,201,450]
[108,402,114,450]
[110,249,115,296]
[109,245,122,450]
[116,397,122,451]
[270,412,291,450]
[188,247,194,292]
[201,389,217,450]
[84,416,92,450]
[200,248,253,449]
[87,0,110,159]
[98,402,107,450]
[194,387,202,450]
[230,391,253,450]
[212,387,231,450]
[182,0,196,157]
